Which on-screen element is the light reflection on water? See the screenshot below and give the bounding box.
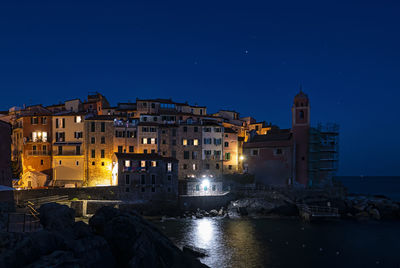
[156,218,400,268]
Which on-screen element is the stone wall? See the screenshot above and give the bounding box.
[14,186,119,203]
[179,192,236,211]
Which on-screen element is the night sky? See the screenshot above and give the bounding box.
[0,1,399,176]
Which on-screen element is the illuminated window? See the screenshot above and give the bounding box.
[194,139,198,146]
[192,164,197,170]
[151,138,156,144]
[141,161,146,167]
[75,116,82,123]
[125,160,130,167]
[151,161,157,167]
[183,139,187,146]
[32,132,37,142]
[167,162,172,172]
[142,138,147,144]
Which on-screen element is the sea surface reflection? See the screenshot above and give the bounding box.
[156,218,400,268]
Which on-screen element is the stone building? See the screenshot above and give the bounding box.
[201,122,224,178]
[52,112,85,187]
[112,153,178,200]
[222,128,239,173]
[84,115,115,186]
[0,120,12,187]
[113,118,139,154]
[136,122,159,154]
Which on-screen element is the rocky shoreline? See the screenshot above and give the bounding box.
[0,203,208,268]
[173,190,400,221]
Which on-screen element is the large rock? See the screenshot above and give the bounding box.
[39,203,75,232]
[89,206,208,268]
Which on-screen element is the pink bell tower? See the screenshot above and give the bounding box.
[292,87,310,186]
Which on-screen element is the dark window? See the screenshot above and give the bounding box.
[129,146,134,152]
[55,118,59,128]
[144,149,148,154]
[101,162,104,166]
[91,149,95,158]
[92,161,95,165]
[183,151,189,159]
[168,174,172,181]
[101,149,105,158]
[172,151,176,158]
[101,122,105,132]
[62,118,65,128]
[183,164,188,170]
[224,142,229,147]
[151,187,155,192]
[118,146,123,153]
[228,165,232,170]
[183,126,187,132]
[216,163,220,169]
[172,139,176,146]
[101,136,105,144]
[194,126,198,132]
[151,103,155,108]
[300,110,305,119]
[125,187,130,192]
[40,159,43,165]
[91,122,95,132]
[276,149,282,155]
[172,129,176,136]
[168,187,171,192]
[125,175,130,185]
[252,150,258,156]
[76,146,81,155]
[212,185,216,191]
[141,174,146,184]
[151,174,156,184]
[91,137,95,144]
[162,140,166,144]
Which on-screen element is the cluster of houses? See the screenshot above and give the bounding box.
[0,90,339,200]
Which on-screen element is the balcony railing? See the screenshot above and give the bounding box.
[27,150,51,156]
[54,151,83,156]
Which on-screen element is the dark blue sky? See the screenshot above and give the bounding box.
[0,0,399,176]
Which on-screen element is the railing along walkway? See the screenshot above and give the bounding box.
[297,204,339,218]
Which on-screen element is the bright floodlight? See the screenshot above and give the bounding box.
[201,179,210,188]
[239,155,244,161]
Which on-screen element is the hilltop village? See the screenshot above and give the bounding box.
[0,90,339,201]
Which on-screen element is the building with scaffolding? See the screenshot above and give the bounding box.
[308,123,339,187]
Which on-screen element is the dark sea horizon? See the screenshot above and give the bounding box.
[335,176,400,201]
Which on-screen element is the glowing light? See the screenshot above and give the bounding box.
[195,218,214,246]
[239,155,244,161]
[201,179,210,191]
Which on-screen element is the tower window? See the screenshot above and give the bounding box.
[300,110,304,119]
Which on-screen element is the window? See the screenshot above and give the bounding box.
[40,159,43,165]
[172,139,176,146]
[58,146,63,155]
[204,127,211,132]
[101,122,105,132]
[151,149,155,154]
[141,174,146,184]
[75,116,82,123]
[118,146,123,153]
[153,117,157,121]
[101,150,105,158]
[182,139,188,146]
[194,127,198,132]
[192,164,197,170]
[151,187,155,193]
[225,152,231,160]
[150,138,156,144]
[91,137,95,144]
[141,187,145,192]
[172,151,176,158]
[192,151,198,159]
[92,161,95,165]
[31,117,38,125]
[194,139,199,146]
[168,187,171,192]
[42,117,47,124]
[162,139,166,144]
[101,162,105,166]
[59,160,62,165]
[142,138,148,144]
[183,164,188,170]
[74,132,83,139]
[151,103,155,108]
[91,149,95,158]
[42,145,47,152]
[224,142,229,147]
[125,188,130,192]
[212,185,216,191]
[144,149,148,154]
[252,149,258,156]
[76,146,81,155]
[183,151,189,159]
[91,122,95,132]
[129,146,134,153]
[101,137,105,144]
[172,129,176,136]
[300,110,305,119]
[167,174,172,181]
[183,126,187,132]
[55,118,59,128]
[228,165,232,170]
[151,174,156,184]
[125,160,130,167]
[214,138,222,145]
[204,138,212,144]
[125,175,130,185]
[276,148,283,155]
[151,161,157,167]
[216,163,220,169]
[167,162,172,172]
[141,161,146,167]
[76,161,79,166]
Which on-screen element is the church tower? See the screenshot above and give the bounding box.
[292,87,310,186]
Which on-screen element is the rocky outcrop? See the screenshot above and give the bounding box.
[0,203,208,268]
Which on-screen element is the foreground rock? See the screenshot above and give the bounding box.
[0,203,208,268]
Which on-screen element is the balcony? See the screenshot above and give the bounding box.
[55,150,83,156]
[27,150,51,156]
